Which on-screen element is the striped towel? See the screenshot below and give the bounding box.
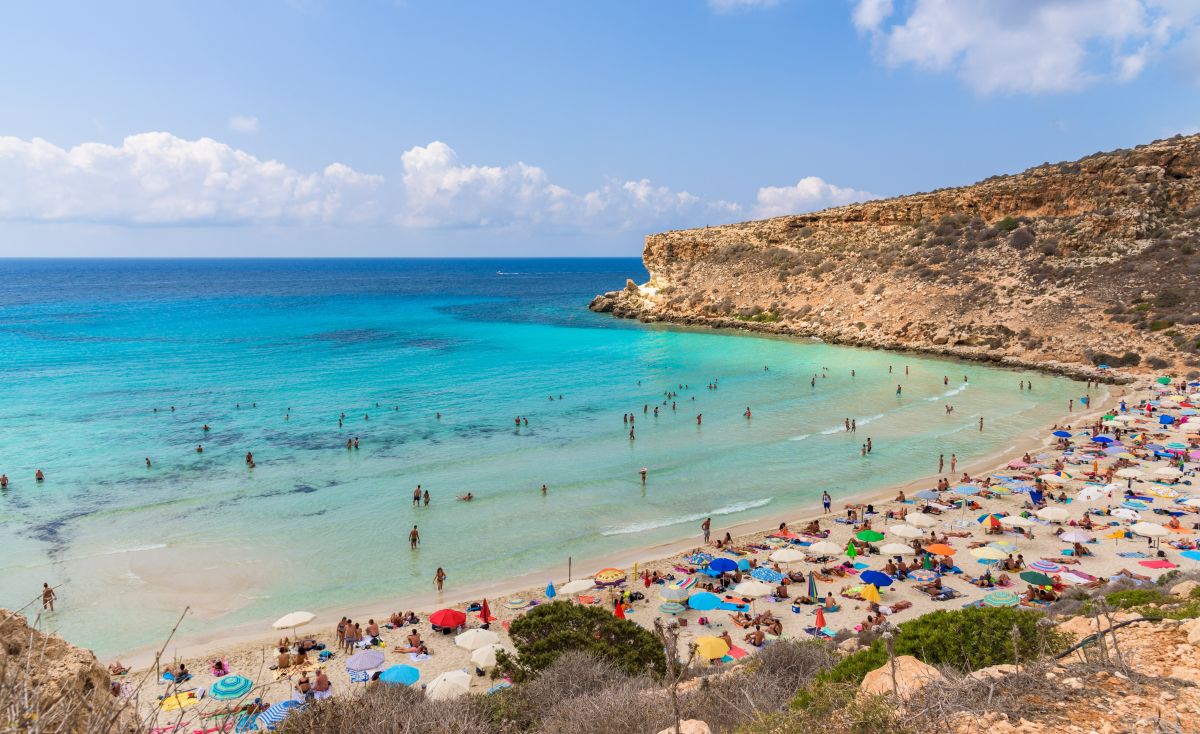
[348,670,369,683]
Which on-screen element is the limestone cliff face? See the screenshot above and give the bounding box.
[591,135,1200,378]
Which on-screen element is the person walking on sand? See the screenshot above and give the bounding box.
[41,583,56,611]
[822,491,832,513]
[412,485,422,507]
[434,567,446,591]
[702,517,711,543]
[409,525,420,550]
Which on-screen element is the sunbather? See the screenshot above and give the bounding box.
[108,661,129,675]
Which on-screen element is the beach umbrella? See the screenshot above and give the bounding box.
[1029,560,1061,572]
[1093,436,1115,444]
[807,574,818,600]
[1158,376,1173,385]
[1156,467,1183,478]
[378,664,421,686]
[429,609,467,629]
[1180,497,1200,508]
[257,700,304,729]
[1112,507,1141,521]
[545,582,556,599]
[1000,515,1035,528]
[988,541,1019,554]
[478,598,495,623]
[1132,521,1168,538]
[977,513,1005,525]
[856,529,885,542]
[970,546,1007,561]
[924,543,955,556]
[660,585,690,601]
[737,558,752,572]
[271,611,315,640]
[953,485,981,496]
[890,524,924,539]
[345,649,385,672]
[708,558,738,574]
[808,540,842,555]
[906,514,938,528]
[733,580,775,598]
[983,590,1020,608]
[426,670,472,701]
[470,644,506,670]
[1160,415,1176,425]
[694,636,730,660]
[846,541,858,560]
[1036,507,1070,522]
[1020,571,1055,587]
[454,628,499,651]
[1059,530,1094,544]
[614,603,626,619]
[594,568,625,585]
[881,543,917,556]
[559,579,595,595]
[770,547,806,563]
[814,607,827,629]
[659,601,687,615]
[687,592,721,611]
[1181,550,1200,562]
[209,675,253,700]
[908,569,938,583]
[860,584,882,603]
[860,570,892,587]
[1039,474,1069,485]
[750,567,784,584]
[915,490,941,501]
[1052,430,1072,438]
[1076,486,1107,502]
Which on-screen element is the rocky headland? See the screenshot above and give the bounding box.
[591,135,1200,380]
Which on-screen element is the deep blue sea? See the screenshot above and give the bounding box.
[0,258,1087,655]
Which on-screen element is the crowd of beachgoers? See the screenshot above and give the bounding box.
[97,373,1200,732]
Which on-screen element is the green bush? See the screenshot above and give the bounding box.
[1104,588,1165,609]
[494,602,665,682]
[1149,320,1173,331]
[818,608,1066,685]
[996,216,1019,232]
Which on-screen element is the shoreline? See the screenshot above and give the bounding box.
[116,379,1119,669]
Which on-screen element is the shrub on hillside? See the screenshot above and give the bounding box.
[494,601,665,682]
[818,607,1067,685]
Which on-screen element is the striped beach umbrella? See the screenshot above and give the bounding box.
[658,601,687,615]
[1029,560,1061,572]
[660,585,690,601]
[908,569,937,583]
[209,675,253,700]
[988,541,1019,554]
[256,700,303,729]
[983,590,1019,607]
[807,574,817,600]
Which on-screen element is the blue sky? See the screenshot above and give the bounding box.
[1,0,1198,256]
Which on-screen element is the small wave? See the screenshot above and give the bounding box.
[944,384,968,398]
[789,434,811,442]
[601,498,771,536]
[857,413,885,426]
[103,543,167,556]
[496,271,523,275]
[819,426,842,435]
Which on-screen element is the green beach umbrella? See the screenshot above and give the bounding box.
[1019,571,1054,587]
[1158,376,1172,385]
[846,541,857,559]
[856,529,885,543]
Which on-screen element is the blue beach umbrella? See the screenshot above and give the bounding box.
[915,490,940,501]
[1052,430,1072,438]
[1181,550,1200,562]
[378,664,420,686]
[545,582,556,599]
[953,485,980,496]
[256,700,303,729]
[210,675,253,700]
[737,558,752,571]
[859,570,893,587]
[687,592,722,611]
[1160,415,1176,425]
[708,558,737,574]
[1093,436,1114,444]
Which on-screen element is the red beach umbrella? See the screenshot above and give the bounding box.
[430,609,467,628]
[477,598,495,623]
[815,607,826,629]
[614,603,626,619]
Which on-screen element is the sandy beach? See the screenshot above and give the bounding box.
[110,373,1200,730]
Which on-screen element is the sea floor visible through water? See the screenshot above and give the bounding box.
[0,258,1092,655]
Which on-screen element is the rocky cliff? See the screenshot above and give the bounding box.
[591,134,1200,378]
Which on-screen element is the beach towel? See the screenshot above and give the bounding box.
[348,670,369,683]
[408,653,431,662]
[1117,551,1149,558]
[1139,559,1178,569]
[727,645,749,660]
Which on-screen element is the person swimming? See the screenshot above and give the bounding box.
[457,493,474,501]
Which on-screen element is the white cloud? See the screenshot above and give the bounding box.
[0,132,382,224]
[853,0,1200,93]
[753,177,877,218]
[227,115,260,133]
[709,0,779,13]
[398,140,739,230]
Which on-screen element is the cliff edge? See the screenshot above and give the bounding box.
[591,134,1200,378]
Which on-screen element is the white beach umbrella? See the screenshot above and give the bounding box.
[1102,420,1123,428]
[271,611,315,640]
[1131,521,1168,538]
[454,628,499,651]
[1179,497,1200,508]
[1156,467,1183,478]
[905,514,938,528]
[1076,486,1108,502]
[889,524,925,539]
[1112,507,1141,521]
[1036,507,1070,522]
[880,543,917,556]
[660,585,690,601]
[733,580,775,598]
[808,540,843,555]
[559,579,596,595]
[469,643,507,670]
[999,515,1035,528]
[969,546,1008,561]
[426,670,472,700]
[769,548,806,564]
[1039,474,1069,485]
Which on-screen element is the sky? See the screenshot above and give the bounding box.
[1,0,1199,257]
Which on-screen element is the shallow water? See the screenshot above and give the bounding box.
[0,258,1088,655]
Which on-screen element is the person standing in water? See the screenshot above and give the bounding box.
[412,486,422,507]
[978,417,984,432]
[409,526,420,550]
[541,484,548,495]
[866,437,872,453]
[950,454,957,473]
[702,517,711,543]
[696,414,702,425]
[822,491,832,513]
[41,583,56,611]
[938,454,944,473]
[423,489,430,506]
[896,384,902,396]
[434,567,446,591]
[640,467,647,485]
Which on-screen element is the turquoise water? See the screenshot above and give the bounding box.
[0,259,1087,655]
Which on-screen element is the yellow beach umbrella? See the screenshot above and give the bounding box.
[970,546,1008,561]
[694,636,731,660]
[861,584,882,603]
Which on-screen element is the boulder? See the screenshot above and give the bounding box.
[859,655,944,699]
[656,720,712,734]
[1171,580,1199,598]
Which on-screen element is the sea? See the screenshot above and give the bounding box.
[0,258,1089,655]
